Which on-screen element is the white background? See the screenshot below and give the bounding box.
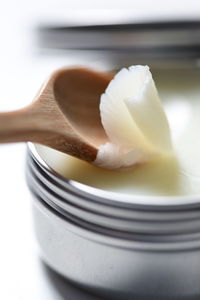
[1,1,200,299]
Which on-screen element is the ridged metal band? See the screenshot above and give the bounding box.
[26,143,200,248]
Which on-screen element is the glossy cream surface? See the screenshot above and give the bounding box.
[36,68,200,196]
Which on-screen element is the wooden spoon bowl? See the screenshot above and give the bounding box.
[0,67,112,163]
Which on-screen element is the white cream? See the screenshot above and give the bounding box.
[94,65,173,169]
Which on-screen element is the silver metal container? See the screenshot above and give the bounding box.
[26,143,200,300]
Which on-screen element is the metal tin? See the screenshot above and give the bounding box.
[26,143,200,299]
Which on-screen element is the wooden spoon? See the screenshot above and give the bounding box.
[0,67,113,162]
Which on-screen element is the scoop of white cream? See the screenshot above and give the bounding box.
[94,65,173,169]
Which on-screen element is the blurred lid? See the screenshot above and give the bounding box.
[35,10,200,67]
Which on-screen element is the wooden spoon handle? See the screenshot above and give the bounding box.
[0,105,97,163]
[0,106,41,143]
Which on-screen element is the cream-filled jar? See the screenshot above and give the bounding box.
[26,67,200,300]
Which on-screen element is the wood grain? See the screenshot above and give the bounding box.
[0,67,113,162]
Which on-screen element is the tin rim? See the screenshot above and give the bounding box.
[27,143,200,246]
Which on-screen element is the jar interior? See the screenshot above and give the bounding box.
[35,67,200,198]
